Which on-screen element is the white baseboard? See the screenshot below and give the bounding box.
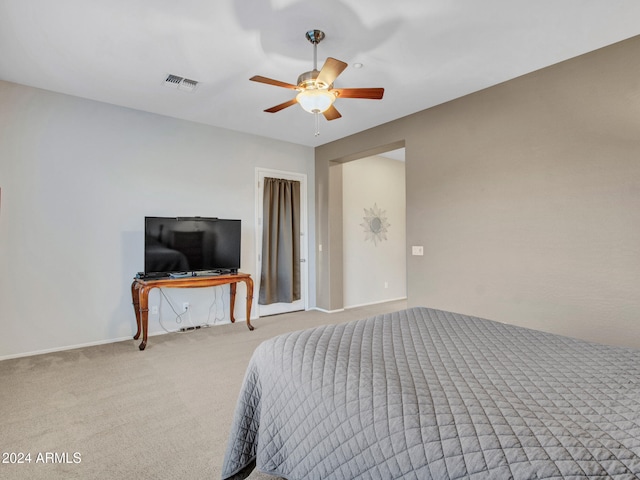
[344,297,407,310]
[310,297,407,314]
[0,317,260,361]
[0,335,135,362]
[309,307,345,314]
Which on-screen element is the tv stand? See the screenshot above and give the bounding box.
[131,272,254,350]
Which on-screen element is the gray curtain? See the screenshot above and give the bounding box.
[259,177,301,305]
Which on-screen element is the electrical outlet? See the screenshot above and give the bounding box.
[384,281,389,289]
[151,306,159,315]
[182,302,190,312]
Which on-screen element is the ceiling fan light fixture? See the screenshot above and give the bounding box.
[249,29,383,128]
[296,89,336,113]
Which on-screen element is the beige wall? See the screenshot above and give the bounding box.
[342,155,406,307]
[316,36,640,347]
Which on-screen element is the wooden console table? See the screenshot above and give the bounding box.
[131,272,254,350]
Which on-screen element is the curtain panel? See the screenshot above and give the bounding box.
[259,177,301,305]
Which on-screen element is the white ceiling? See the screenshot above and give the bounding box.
[1,0,639,148]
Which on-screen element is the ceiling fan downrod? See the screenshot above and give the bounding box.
[307,29,326,136]
[305,29,325,72]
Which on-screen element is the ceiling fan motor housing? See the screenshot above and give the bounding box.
[297,70,333,90]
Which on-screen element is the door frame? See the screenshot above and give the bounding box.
[254,168,309,317]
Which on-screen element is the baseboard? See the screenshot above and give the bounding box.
[0,317,259,361]
[309,307,346,314]
[0,335,135,361]
[310,297,407,314]
[344,297,407,310]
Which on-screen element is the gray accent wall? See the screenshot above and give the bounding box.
[316,36,640,347]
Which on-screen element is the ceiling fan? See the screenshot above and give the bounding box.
[250,30,384,131]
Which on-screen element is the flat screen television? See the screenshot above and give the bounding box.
[144,217,241,277]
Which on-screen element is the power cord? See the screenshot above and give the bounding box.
[157,288,214,332]
[158,288,191,333]
[207,286,226,325]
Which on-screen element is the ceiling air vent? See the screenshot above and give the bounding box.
[164,74,199,92]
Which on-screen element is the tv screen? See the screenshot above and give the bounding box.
[144,217,241,276]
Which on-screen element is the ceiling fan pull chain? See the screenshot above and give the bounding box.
[314,112,321,136]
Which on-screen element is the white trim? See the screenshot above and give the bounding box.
[0,318,264,361]
[344,297,408,310]
[255,168,309,317]
[0,335,134,361]
[309,307,346,314]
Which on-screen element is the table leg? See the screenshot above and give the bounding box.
[244,278,254,331]
[131,281,142,340]
[138,286,151,350]
[229,282,237,323]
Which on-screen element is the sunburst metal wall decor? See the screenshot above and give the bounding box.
[361,203,390,246]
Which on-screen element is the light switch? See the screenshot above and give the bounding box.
[412,246,424,256]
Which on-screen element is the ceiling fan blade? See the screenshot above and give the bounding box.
[322,105,342,121]
[264,98,298,113]
[250,75,299,90]
[316,57,348,86]
[333,87,385,99]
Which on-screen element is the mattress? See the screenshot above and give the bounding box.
[222,307,640,479]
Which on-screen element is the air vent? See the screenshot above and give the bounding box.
[164,74,199,92]
[165,74,183,86]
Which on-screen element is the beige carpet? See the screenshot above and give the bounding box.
[0,300,406,480]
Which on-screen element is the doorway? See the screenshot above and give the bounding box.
[340,148,407,308]
[315,141,406,312]
[255,168,308,317]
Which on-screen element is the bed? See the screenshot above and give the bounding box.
[221,307,640,479]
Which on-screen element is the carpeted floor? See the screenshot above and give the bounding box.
[0,300,406,480]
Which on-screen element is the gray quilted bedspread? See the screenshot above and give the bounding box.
[221,307,640,479]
